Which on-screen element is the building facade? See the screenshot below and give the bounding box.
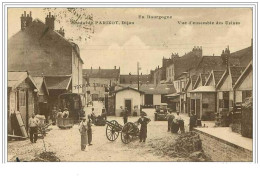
[83,67,120,101]
[8,11,84,110]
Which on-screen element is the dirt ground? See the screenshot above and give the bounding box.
[8,102,193,162]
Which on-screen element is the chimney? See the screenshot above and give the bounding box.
[20,11,32,30]
[221,46,230,68]
[56,27,65,37]
[114,66,116,69]
[99,66,101,70]
[45,12,55,30]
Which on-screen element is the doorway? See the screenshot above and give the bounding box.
[145,94,153,105]
[125,99,132,115]
[196,99,201,118]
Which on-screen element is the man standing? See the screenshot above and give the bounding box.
[87,114,93,146]
[137,112,151,142]
[166,110,175,132]
[28,113,39,143]
[51,106,57,125]
[123,107,128,124]
[79,117,88,151]
[91,108,96,124]
[189,111,197,131]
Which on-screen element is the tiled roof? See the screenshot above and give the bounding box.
[230,46,252,67]
[120,74,152,84]
[83,69,120,78]
[212,70,225,85]
[229,66,246,85]
[45,76,71,90]
[116,84,176,95]
[8,19,83,76]
[173,53,201,79]
[8,72,28,88]
[8,71,37,90]
[195,56,240,74]
[113,87,145,94]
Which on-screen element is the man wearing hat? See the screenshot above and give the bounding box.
[137,112,151,142]
[79,116,88,151]
[166,110,175,132]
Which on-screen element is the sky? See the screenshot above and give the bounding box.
[8,8,252,74]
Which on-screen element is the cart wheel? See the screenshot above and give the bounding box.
[121,122,134,144]
[106,120,119,141]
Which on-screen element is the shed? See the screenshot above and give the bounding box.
[113,87,145,116]
[8,71,37,134]
[190,86,216,120]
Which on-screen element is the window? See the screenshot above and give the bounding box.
[242,90,252,102]
[19,90,26,106]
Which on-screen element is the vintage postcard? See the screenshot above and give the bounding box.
[5,6,255,162]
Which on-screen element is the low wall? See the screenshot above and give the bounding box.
[194,129,252,162]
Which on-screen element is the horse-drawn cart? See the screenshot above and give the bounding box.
[106,120,140,144]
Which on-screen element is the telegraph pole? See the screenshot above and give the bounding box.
[137,62,140,90]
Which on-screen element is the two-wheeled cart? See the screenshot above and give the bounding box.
[105,120,140,144]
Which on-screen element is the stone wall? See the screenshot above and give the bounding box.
[194,129,252,162]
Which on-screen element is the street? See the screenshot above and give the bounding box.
[8,102,194,162]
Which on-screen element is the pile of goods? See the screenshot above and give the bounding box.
[31,152,60,162]
[148,132,211,161]
[174,132,202,154]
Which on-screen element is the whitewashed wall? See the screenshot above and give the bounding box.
[115,89,142,116]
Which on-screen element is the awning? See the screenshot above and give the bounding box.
[165,93,180,97]
[190,86,216,93]
[32,76,49,95]
[45,76,72,90]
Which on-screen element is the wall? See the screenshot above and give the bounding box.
[153,94,161,105]
[218,74,232,92]
[89,77,118,86]
[166,64,175,82]
[72,50,83,93]
[237,71,253,91]
[195,129,252,162]
[115,89,142,116]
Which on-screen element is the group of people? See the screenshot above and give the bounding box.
[79,115,93,151]
[78,107,107,151]
[51,107,70,125]
[166,110,198,133]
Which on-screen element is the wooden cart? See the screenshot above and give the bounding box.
[106,120,140,144]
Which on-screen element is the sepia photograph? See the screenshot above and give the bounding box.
[5,6,254,162]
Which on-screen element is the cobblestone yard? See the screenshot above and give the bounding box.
[8,102,198,162]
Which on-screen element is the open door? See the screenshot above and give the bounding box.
[125,99,132,115]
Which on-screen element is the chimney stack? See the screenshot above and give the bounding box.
[56,27,65,37]
[20,11,32,30]
[45,12,55,30]
[114,66,116,69]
